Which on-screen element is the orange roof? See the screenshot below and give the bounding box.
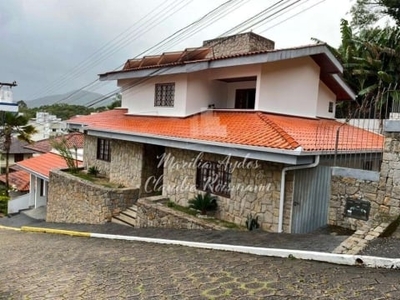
[16,153,80,179]
[25,132,84,153]
[68,109,383,153]
[0,170,30,192]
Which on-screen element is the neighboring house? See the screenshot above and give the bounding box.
[25,131,84,160]
[0,138,35,174]
[28,112,67,141]
[5,132,84,214]
[67,32,383,233]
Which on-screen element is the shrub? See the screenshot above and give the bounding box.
[188,192,218,215]
[245,213,260,231]
[88,166,100,177]
[0,196,10,216]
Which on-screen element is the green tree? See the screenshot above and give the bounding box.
[351,0,400,28]
[0,113,37,196]
[50,136,79,174]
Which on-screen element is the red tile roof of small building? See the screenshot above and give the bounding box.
[16,152,81,179]
[68,109,383,152]
[0,170,30,192]
[25,132,84,153]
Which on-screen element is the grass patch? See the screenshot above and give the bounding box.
[70,171,125,189]
[167,201,198,216]
[166,200,243,230]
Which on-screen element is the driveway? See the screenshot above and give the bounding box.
[1,229,400,299]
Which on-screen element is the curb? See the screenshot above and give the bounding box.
[21,226,90,237]
[3,225,400,269]
[0,225,21,231]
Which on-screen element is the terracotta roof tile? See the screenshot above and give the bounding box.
[68,109,384,153]
[0,170,30,192]
[16,152,81,179]
[25,132,84,153]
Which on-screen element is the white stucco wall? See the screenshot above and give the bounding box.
[118,59,333,119]
[257,57,320,118]
[119,74,188,117]
[317,81,336,119]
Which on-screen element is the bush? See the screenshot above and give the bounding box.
[0,196,10,216]
[188,192,218,215]
[88,166,100,177]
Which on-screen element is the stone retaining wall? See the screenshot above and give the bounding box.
[47,170,139,224]
[135,196,226,230]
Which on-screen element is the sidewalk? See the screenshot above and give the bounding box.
[1,213,348,253]
[2,211,400,259]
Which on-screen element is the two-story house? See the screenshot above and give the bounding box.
[68,32,383,233]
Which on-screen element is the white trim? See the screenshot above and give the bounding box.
[331,74,356,100]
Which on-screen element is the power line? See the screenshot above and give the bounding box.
[85,0,309,108]
[29,0,191,100]
[50,0,248,107]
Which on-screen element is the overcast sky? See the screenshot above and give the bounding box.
[0,0,353,103]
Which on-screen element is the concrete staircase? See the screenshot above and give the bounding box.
[112,205,137,227]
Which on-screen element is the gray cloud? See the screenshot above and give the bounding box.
[0,0,352,102]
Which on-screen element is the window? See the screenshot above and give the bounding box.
[97,138,111,161]
[328,101,334,113]
[154,83,175,107]
[39,179,45,197]
[235,89,256,109]
[14,153,24,162]
[196,160,231,198]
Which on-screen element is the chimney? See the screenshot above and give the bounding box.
[203,32,275,59]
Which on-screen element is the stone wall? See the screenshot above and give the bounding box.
[109,139,143,188]
[84,135,143,188]
[135,196,226,230]
[162,148,293,232]
[84,135,110,175]
[47,170,139,224]
[203,32,275,59]
[329,171,379,230]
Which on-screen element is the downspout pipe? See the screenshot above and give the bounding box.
[278,155,320,233]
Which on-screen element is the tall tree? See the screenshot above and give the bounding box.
[351,0,400,28]
[325,19,400,120]
[0,113,37,196]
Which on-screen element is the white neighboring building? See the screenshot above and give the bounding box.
[29,112,68,141]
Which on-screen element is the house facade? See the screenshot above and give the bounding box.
[67,32,383,233]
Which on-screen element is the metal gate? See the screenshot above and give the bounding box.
[291,166,331,234]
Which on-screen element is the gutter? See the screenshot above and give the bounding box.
[278,155,320,233]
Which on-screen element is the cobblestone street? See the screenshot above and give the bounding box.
[1,229,400,299]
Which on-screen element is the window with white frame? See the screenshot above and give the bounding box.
[154,83,175,107]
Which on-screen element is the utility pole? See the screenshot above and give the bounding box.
[0,81,19,112]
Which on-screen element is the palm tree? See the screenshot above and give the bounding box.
[1,113,36,196]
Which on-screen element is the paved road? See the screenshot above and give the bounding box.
[1,229,400,300]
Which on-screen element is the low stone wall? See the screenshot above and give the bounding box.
[47,170,139,224]
[329,168,380,231]
[135,196,226,230]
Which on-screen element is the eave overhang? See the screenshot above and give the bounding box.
[99,45,343,81]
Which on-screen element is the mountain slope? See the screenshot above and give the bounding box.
[26,90,114,108]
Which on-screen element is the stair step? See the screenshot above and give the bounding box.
[127,206,137,213]
[122,209,137,219]
[111,217,132,227]
[113,213,136,227]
